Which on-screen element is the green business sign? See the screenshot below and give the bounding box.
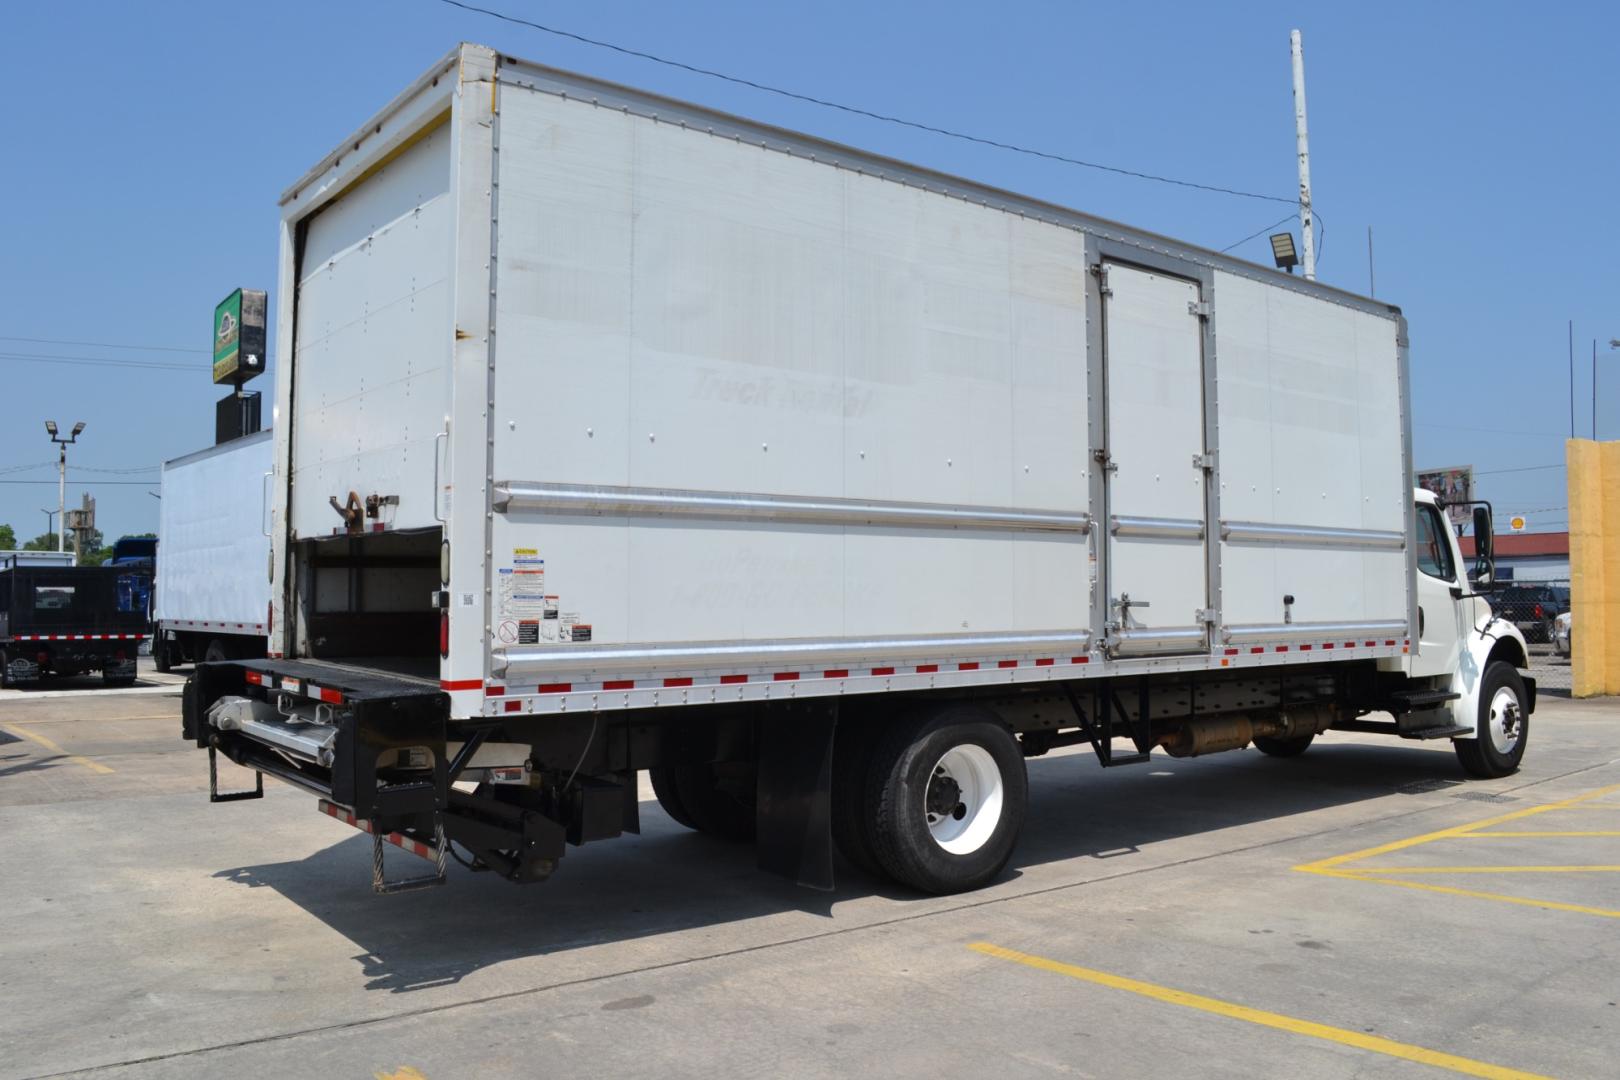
[213,288,267,385]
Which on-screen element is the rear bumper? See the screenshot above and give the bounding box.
[184,659,449,826]
[4,639,139,677]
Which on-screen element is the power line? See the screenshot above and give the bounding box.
[0,480,158,486]
[0,335,203,354]
[1221,213,1297,253]
[434,0,1296,206]
[1474,464,1565,476]
[0,350,198,372]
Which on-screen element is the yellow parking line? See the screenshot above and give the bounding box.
[1308,867,1620,919]
[1346,865,1620,875]
[969,943,1551,1079]
[0,723,114,775]
[1295,783,1620,874]
[1458,831,1620,838]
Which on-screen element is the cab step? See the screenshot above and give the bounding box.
[1388,688,1461,712]
[1334,719,1474,740]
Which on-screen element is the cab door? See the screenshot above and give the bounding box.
[1409,501,1465,678]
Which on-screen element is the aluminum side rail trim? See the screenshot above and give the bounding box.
[1108,515,1205,541]
[494,481,1090,535]
[493,630,1092,678]
[1109,627,1208,657]
[1222,619,1409,645]
[1220,521,1405,550]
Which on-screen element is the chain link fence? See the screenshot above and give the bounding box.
[1486,578,1571,695]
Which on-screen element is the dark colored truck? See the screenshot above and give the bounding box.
[0,563,149,687]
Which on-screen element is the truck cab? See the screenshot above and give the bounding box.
[1403,489,1532,777]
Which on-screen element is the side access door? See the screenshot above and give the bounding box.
[1096,261,1212,656]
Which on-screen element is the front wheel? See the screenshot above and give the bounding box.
[1455,661,1528,778]
[864,706,1027,894]
[152,637,172,673]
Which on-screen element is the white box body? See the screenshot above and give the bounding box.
[268,46,1414,719]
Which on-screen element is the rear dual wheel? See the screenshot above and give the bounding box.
[840,706,1027,895]
[650,762,756,842]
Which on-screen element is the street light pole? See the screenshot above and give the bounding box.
[41,508,58,543]
[43,420,85,553]
[1602,339,1620,441]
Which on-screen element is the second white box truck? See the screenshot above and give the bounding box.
[154,430,272,669]
[184,44,1534,895]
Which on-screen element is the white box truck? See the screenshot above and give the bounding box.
[184,44,1534,895]
[154,430,272,669]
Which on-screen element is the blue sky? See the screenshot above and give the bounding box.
[1,1,1615,543]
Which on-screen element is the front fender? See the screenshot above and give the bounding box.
[1450,617,1533,740]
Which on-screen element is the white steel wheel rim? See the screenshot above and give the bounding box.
[1487,686,1522,755]
[924,744,1003,855]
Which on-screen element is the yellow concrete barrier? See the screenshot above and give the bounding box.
[1567,439,1620,696]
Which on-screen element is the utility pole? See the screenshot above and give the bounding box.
[1367,226,1375,297]
[1290,29,1316,281]
[1569,321,1575,439]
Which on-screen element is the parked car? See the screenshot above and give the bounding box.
[1554,611,1572,657]
[1490,585,1566,643]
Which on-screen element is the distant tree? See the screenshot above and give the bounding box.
[0,524,14,549]
[22,531,58,552]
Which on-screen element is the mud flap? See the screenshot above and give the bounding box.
[755,702,836,890]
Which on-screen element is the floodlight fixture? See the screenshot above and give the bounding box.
[1269,232,1300,273]
[44,420,57,436]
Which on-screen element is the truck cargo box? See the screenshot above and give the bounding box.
[267,45,1412,717]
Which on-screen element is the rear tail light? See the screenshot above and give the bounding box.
[439,610,450,659]
[1534,603,1543,619]
[37,652,49,665]
[115,649,126,662]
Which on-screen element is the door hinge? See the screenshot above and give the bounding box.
[1192,451,1216,471]
[1195,608,1218,626]
[1093,448,1117,473]
[1188,299,1212,318]
[1092,264,1112,296]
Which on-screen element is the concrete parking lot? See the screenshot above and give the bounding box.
[2,668,1616,1079]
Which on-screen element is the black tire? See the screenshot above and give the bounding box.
[1455,661,1529,779]
[672,761,756,842]
[202,638,229,663]
[152,637,172,673]
[864,705,1027,895]
[831,718,884,879]
[0,650,11,689]
[649,767,698,830]
[1253,733,1315,758]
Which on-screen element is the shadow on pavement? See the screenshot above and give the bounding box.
[211,738,1470,994]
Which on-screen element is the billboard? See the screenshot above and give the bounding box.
[1415,465,1473,529]
[213,288,267,385]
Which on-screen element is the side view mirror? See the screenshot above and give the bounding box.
[1472,506,1494,587]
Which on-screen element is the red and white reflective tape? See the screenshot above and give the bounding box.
[11,633,148,641]
[161,620,267,633]
[318,800,437,862]
[478,637,1414,704]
